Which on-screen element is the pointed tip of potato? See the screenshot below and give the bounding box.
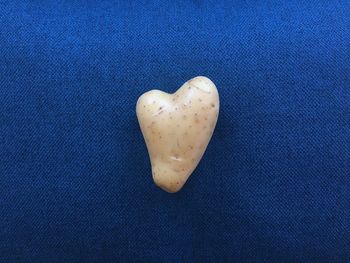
[152,164,185,193]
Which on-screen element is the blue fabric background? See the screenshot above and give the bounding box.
[1,1,350,262]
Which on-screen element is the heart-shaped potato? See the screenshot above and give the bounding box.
[136,76,219,193]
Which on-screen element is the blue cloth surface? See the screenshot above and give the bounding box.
[1,1,350,262]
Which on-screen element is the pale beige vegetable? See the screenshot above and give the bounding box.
[136,76,219,193]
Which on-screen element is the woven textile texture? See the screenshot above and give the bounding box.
[1,1,350,262]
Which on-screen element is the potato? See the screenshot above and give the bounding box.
[136,76,219,193]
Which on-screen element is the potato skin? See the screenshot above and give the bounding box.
[136,76,219,193]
